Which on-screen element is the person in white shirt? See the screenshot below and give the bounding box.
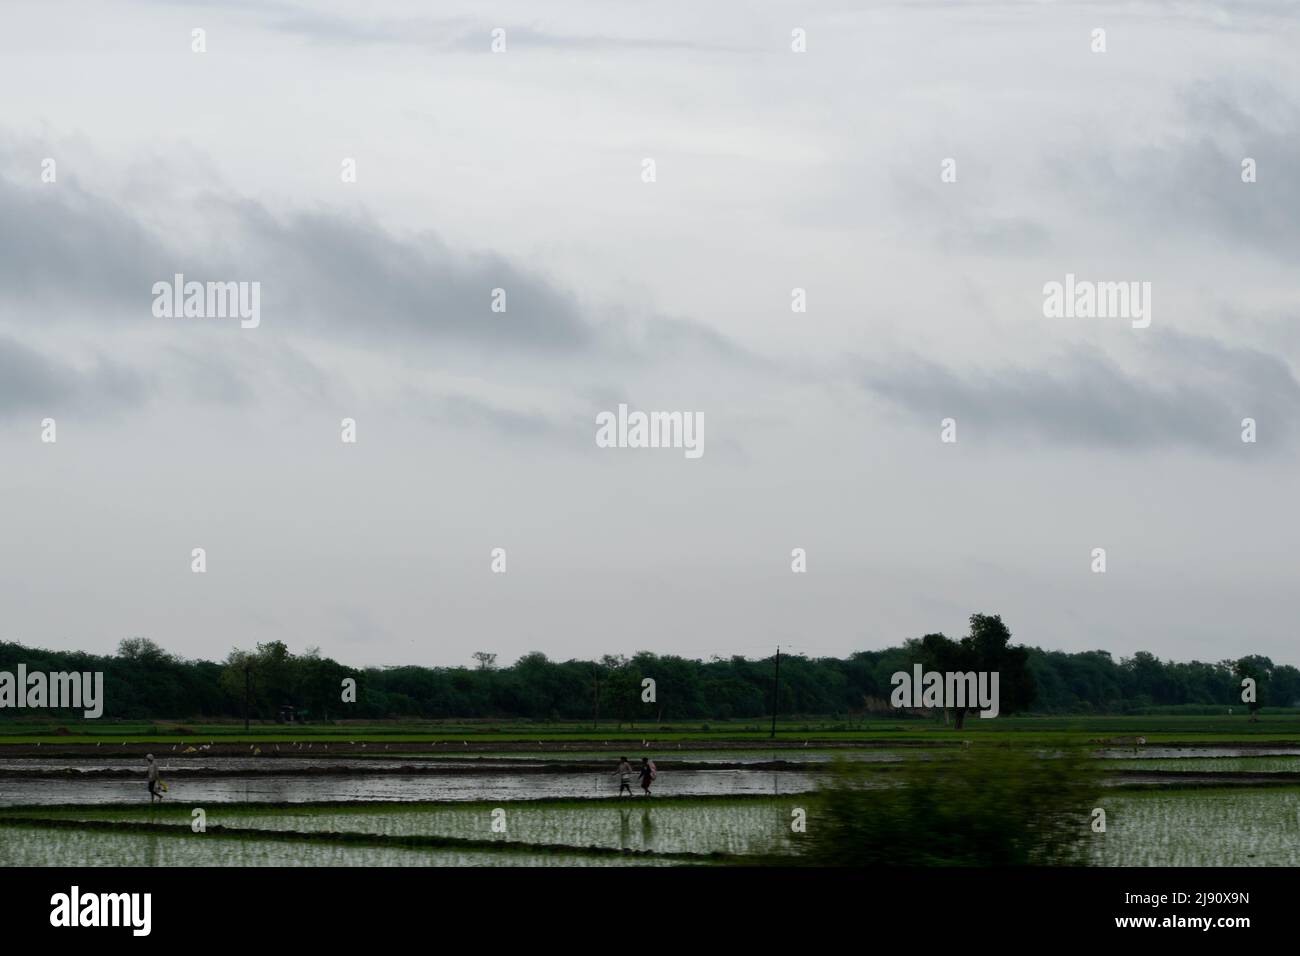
[614,758,634,796]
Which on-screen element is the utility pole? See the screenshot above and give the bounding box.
[770,645,781,739]
[243,661,251,733]
[592,662,600,731]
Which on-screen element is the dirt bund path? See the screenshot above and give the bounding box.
[0,738,920,759]
[0,758,829,778]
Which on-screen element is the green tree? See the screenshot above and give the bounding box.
[1233,655,1274,721]
[910,614,1035,729]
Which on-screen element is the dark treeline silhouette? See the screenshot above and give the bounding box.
[1,615,1297,722]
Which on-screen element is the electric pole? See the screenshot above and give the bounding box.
[770,645,781,739]
[244,661,251,733]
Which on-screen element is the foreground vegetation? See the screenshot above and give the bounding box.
[795,748,1101,866]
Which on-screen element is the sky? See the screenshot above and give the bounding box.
[0,0,1297,668]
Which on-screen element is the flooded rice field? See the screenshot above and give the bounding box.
[1105,756,1300,773]
[4,785,1295,867]
[2,743,1296,866]
[0,826,671,867]
[1093,747,1300,760]
[2,744,1296,809]
[1088,787,1300,866]
[0,768,822,806]
[5,798,797,856]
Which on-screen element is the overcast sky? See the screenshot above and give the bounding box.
[1,0,1297,668]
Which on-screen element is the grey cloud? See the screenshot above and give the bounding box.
[0,175,167,311]
[603,314,770,370]
[859,331,1300,452]
[1,164,756,369]
[469,25,754,54]
[1056,79,1300,258]
[936,215,1052,257]
[258,8,749,54]
[794,158,1056,255]
[439,394,557,436]
[0,336,147,417]
[0,169,593,352]
[411,390,565,439]
[226,201,595,353]
[886,161,1054,257]
[0,163,757,427]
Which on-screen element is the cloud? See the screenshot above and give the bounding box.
[227,201,597,352]
[1054,78,1300,259]
[0,158,758,423]
[250,6,753,54]
[432,393,564,438]
[0,167,595,352]
[0,164,759,364]
[858,330,1300,452]
[0,174,169,312]
[0,336,146,417]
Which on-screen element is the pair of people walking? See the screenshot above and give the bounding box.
[614,756,656,796]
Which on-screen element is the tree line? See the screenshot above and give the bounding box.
[1,614,1296,723]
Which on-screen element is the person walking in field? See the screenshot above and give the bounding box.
[638,757,657,796]
[614,757,634,797]
[146,754,164,802]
